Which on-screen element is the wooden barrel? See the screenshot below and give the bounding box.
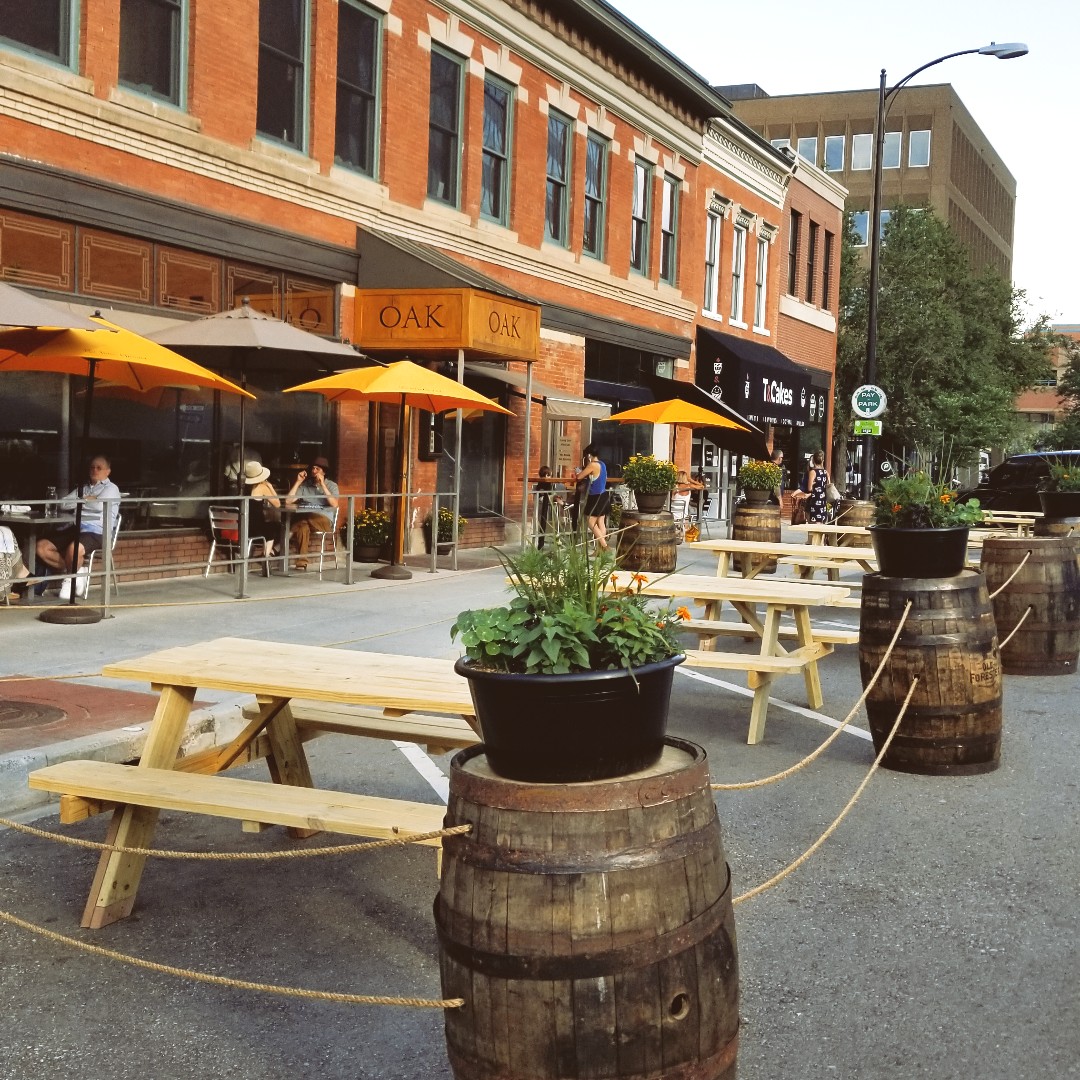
[833,499,875,545]
[617,511,677,573]
[732,503,780,573]
[859,570,1002,775]
[437,739,739,1080]
[981,536,1080,675]
[1034,516,1080,539]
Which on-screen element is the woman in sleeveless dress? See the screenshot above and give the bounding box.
[576,444,610,550]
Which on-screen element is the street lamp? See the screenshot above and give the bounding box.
[859,41,1028,501]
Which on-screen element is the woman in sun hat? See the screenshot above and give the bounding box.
[243,460,282,558]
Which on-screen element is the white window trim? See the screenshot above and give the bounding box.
[851,133,872,171]
[753,235,768,330]
[730,224,747,324]
[703,210,721,315]
[882,130,902,170]
[908,129,932,168]
[823,134,844,172]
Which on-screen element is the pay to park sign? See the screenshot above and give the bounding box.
[851,384,887,419]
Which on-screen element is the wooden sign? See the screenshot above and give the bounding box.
[357,288,539,361]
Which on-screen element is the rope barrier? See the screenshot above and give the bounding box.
[711,600,912,792]
[988,549,1032,600]
[0,910,463,1008]
[0,818,470,859]
[732,676,918,906]
[998,605,1033,651]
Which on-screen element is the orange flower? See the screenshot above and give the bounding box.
[656,621,665,628]
[676,606,692,621]
[939,492,952,504]
[632,572,648,584]
[892,503,902,513]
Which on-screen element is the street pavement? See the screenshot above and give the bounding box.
[1,539,1077,1079]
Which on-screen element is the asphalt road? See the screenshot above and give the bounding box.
[1,547,1077,1079]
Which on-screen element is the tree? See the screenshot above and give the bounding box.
[834,206,1053,478]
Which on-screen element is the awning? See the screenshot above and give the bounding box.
[647,372,770,458]
[696,327,828,428]
[464,362,610,420]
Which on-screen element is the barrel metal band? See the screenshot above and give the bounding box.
[434,867,732,981]
[441,818,720,875]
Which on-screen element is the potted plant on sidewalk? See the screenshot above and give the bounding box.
[871,469,983,576]
[353,507,391,561]
[1038,461,1080,519]
[737,458,782,508]
[451,535,688,782]
[622,454,678,514]
[424,506,467,553]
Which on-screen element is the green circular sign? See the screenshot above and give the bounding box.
[852,384,887,419]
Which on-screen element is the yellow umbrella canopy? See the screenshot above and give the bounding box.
[0,316,254,398]
[604,398,748,431]
[284,359,512,415]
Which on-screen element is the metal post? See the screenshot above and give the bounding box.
[522,363,534,550]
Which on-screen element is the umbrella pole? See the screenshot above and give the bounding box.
[371,394,411,580]
[41,359,103,624]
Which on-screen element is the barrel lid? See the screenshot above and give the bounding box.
[448,737,709,811]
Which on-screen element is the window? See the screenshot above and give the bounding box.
[796,137,817,165]
[851,210,869,247]
[582,133,608,259]
[427,48,463,205]
[630,159,651,274]
[659,175,678,284]
[909,129,931,167]
[119,0,184,104]
[851,133,873,171]
[753,236,768,329]
[824,135,844,172]
[0,0,73,64]
[544,111,572,245]
[257,0,308,149]
[703,210,721,314]
[730,225,747,323]
[481,77,512,224]
[878,209,892,240]
[335,0,379,175]
[882,131,901,169]
[822,230,834,311]
[787,210,801,295]
[805,222,818,304]
[770,138,791,151]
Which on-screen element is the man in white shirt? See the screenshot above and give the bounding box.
[284,455,340,570]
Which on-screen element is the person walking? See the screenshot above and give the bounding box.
[576,444,610,550]
[791,450,831,523]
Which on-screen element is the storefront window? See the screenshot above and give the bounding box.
[437,408,506,516]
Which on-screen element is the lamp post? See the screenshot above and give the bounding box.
[859,41,1028,501]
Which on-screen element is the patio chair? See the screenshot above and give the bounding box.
[85,513,122,595]
[311,506,341,579]
[204,505,270,578]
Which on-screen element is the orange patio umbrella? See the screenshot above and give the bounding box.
[286,360,512,579]
[604,398,749,430]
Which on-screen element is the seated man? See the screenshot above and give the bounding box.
[36,454,121,598]
[284,456,340,570]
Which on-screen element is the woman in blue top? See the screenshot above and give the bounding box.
[576,444,610,550]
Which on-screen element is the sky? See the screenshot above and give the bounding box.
[611,0,1076,326]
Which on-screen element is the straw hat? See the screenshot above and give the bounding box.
[243,461,271,485]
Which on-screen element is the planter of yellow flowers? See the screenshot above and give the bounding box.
[353,507,392,561]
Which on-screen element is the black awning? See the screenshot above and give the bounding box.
[696,327,826,428]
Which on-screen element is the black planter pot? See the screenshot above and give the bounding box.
[742,488,772,508]
[634,490,669,514]
[1038,490,1080,518]
[454,654,685,782]
[354,543,383,561]
[869,525,970,578]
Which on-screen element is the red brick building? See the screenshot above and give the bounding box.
[0,0,842,553]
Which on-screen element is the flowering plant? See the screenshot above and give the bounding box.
[451,537,687,674]
[621,454,679,493]
[352,507,391,547]
[1042,462,1080,493]
[426,505,468,543]
[874,471,983,528]
[736,459,782,490]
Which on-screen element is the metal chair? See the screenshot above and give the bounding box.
[204,506,268,578]
[311,507,341,579]
[85,513,122,594]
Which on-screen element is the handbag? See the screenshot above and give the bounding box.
[826,481,842,503]
[790,499,807,526]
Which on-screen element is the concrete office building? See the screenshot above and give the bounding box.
[721,84,1015,279]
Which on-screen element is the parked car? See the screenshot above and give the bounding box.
[957,451,1080,511]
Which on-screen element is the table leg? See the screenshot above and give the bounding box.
[715,553,730,578]
[81,684,197,929]
[793,606,824,710]
[260,696,318,838]
[746,604,782,744]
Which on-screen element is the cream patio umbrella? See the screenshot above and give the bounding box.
[285,360,513,579]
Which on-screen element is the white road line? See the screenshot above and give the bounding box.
[393,740,451,800]
[678,668,873,740]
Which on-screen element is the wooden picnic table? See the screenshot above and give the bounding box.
[974,510,1042,536]
[789,522,872,545]
[687,536,877,579]
[29,637,477,928]
[609,571,851,744]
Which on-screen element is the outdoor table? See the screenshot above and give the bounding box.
[608,571,851,744]
[28,637,476,928]
[974,510,1042,536]
[788,522,872,545]
[0,510,76,598]
[687,536,877,579]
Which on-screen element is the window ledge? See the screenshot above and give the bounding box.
[778,293,837,331]
[752,325,771,337]
[109,87,201,132]
[699,309,724,323]
[250,136,320,173]
[729,319,749,331]
[422,198,470,225]
[476,218,519,244]
[0,48,93,94]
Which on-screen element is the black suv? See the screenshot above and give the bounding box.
[959,451,1080,511]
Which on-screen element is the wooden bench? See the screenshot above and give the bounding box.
[682,618,859,647]
[776,555,870,578]
[29,760,448,846]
